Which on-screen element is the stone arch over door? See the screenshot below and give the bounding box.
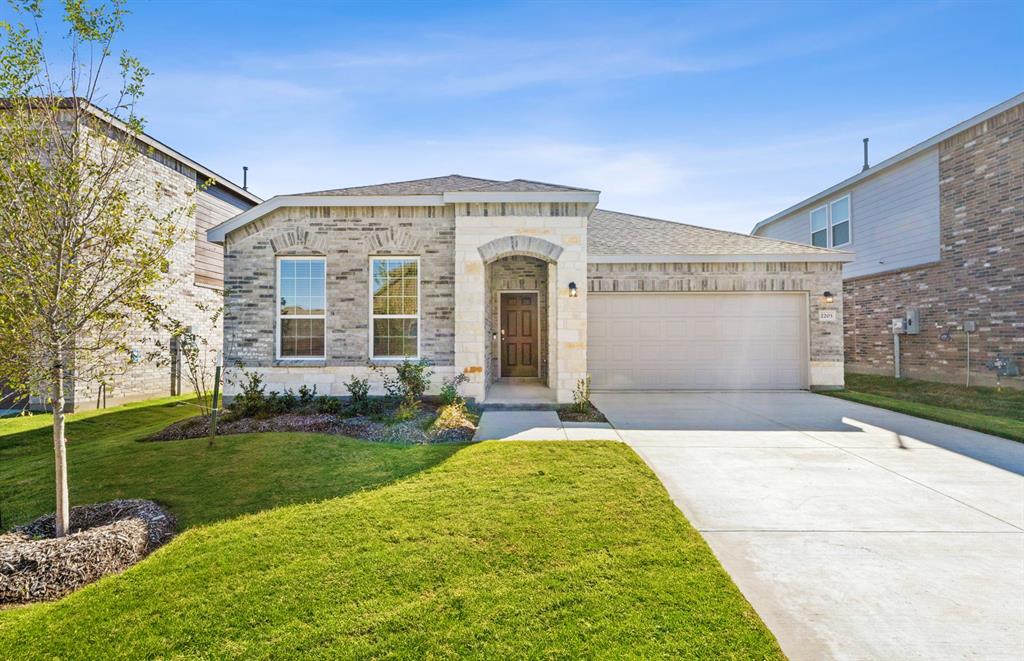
[487,255,552,387]
[476,235,564,391]
[477,235,563,264]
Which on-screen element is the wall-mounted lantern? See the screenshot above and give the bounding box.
[823,291,834,305]
[568,281,579,298]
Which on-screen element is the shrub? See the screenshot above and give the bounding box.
[375,359,433,407]
[438,373,469,406]
[345,375,371,413]
[315,396,344,415]
[392,398,420,423]
[231,371,266,418]
[298,384,317,406]
[430,401,474,432]
[572,375,592,415]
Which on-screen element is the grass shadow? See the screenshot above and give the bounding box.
[1,398,466,530]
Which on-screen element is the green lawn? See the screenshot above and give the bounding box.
[0,400,781,658]
[824,373,1024,442]
[0,398,460,529]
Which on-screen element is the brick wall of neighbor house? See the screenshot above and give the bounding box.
[843,104,1024,388]
[485,256,549,386]
[70,144,241,410]
[587,261,846,387]
[220,206,459,397]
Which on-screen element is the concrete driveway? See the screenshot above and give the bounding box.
[591,390,1024,661]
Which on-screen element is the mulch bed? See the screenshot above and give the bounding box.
[149,404,476,444]
[0,499,176,604]
[557,405,608,423]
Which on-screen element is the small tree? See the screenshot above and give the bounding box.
[149,298,222,416]
[0,1,191,536]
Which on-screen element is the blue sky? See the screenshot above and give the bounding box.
[12,0,1024,232]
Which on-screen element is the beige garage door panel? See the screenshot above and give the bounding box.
[588,293,807,390]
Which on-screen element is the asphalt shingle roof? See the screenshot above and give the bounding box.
[303,175,593,196]
[457,179,597,192]
[301,175,841,257]
[589,209,844,257]
[304,175,498,196]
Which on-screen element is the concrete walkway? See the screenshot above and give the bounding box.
[592,390,1024,661]
[473,410,622,441]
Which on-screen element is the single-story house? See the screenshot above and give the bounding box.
[207,175,851,404]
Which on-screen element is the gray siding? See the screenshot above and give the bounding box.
[757,149,940,279]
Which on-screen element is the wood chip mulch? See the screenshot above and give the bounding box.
[0,499,176,604]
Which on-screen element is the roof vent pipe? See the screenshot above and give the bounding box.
[243,166,249,190]
[862,138,870,171]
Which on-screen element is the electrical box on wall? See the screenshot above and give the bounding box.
[905,308,920,335]
[891,318,906,334]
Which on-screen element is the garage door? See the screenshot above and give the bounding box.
[588,293,807,390]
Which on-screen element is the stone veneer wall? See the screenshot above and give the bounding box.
[843,104,1023,388]
[587,261,845,387]
[68,131,236,410]
[455,207,588,403]
[220,206,459,397]
[485,256,550,386]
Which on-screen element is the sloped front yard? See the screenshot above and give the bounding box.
[0,401,781,658]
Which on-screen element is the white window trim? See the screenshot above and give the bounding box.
[829,194,852,248]
[368,255,421,361]
[809,203,829,248]
[275,255,327,361]
[808,194,852,248]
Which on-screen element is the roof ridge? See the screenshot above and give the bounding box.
[301,174,500,196]
[505,178,598,192]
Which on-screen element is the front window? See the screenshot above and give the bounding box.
[277,257,326,359]
[371,257,419,359]
[810,206,828,247]
[809,194,851,248]
[830,196,851,246]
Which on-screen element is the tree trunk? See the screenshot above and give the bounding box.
[52,360,70,537]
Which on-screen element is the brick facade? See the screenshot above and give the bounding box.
[844,104,1024,388]
[66,131,255,410]
[221,206,461,397]
[587,261,846,387]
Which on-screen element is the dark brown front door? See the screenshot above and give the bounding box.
[501,293,539,377]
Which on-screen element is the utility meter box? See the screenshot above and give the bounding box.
[905,308,921,335]
[891,318,907,334]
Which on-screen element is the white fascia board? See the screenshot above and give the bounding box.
[751,91,1024,236]
[206,194,446,243]
[81,103,261,205]
[443,191,600,203]
[588,252,854,264]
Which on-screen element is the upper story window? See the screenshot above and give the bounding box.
[277,257,326,359]
[370,257,419,360]
[810,194,851,248]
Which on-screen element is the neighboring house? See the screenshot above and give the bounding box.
[24,103,262,411]
[208,175,849,404]
[752,93,1024,388]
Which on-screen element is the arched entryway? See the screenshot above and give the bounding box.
[478,236,561,403]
